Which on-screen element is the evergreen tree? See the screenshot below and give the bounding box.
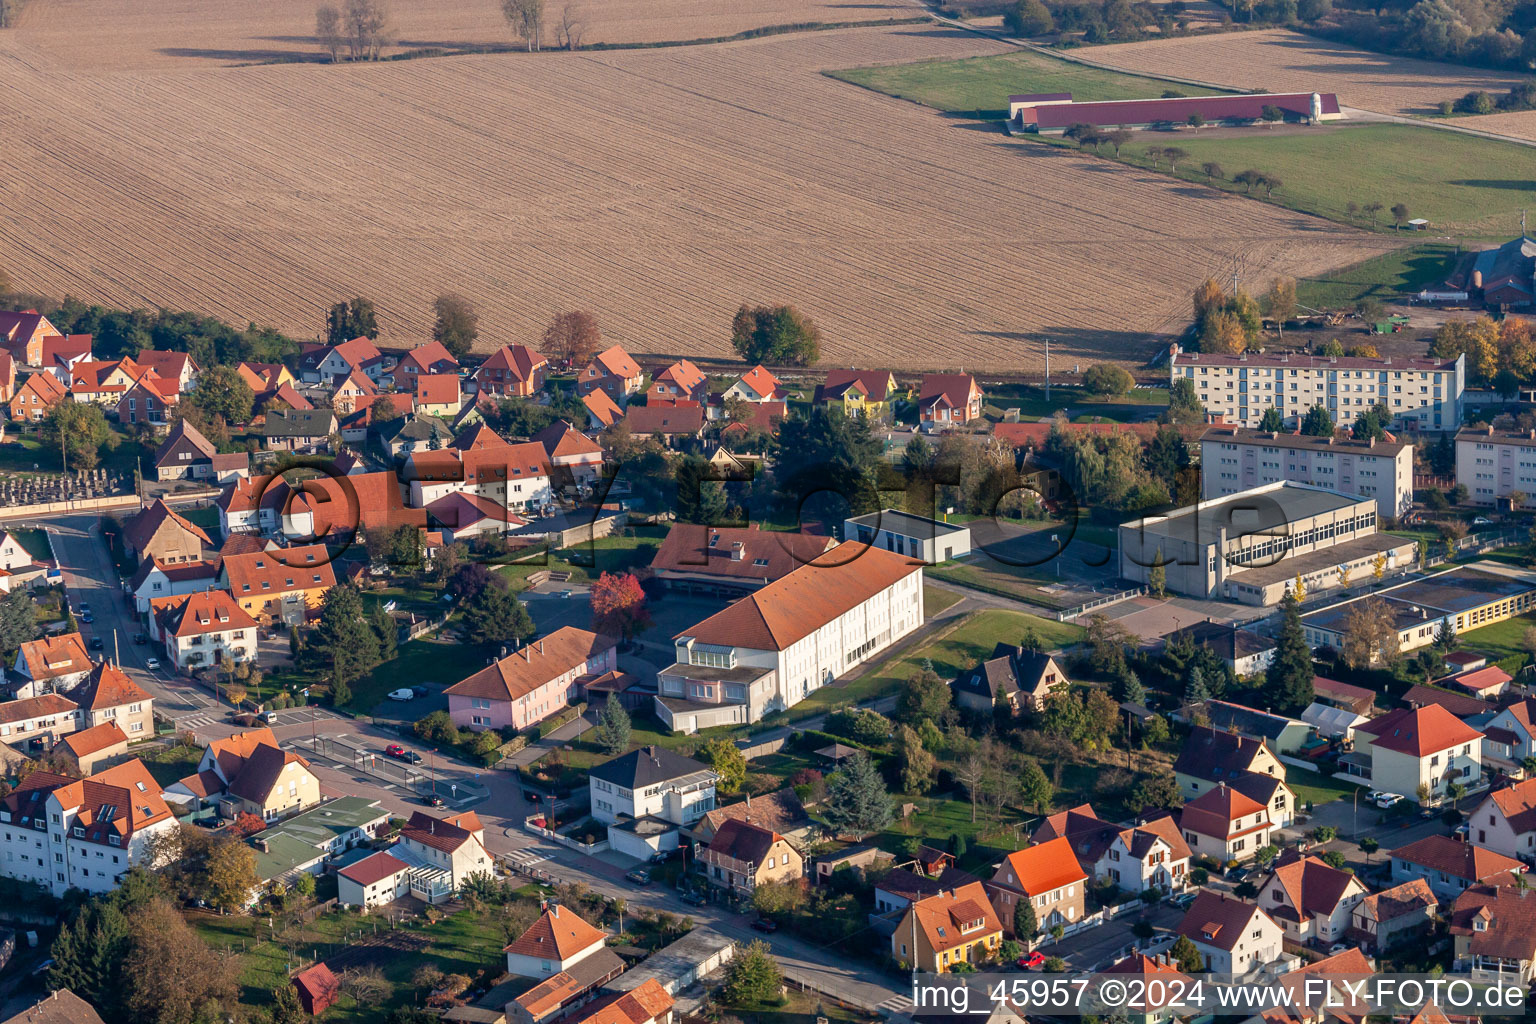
[594,693,632,756]
[1185,665,1210,704]
[1013,900,1038,941]
[1166,377,1203,426]
[1435,616,1458,652]
[1148,558,1166,599]
[722,940,783,1003]
[0,587,38,657]
[370,605,397,663]
[821,751,893,838]
[1299,404,1334,437]
[1018,757,1053,813]
[49,900,131,1017]
[1266,591,1314,714]
[1257,407,1284,431]
[1170,934,1204,973]
[308,583,383,689]
[1121,672,1147,704]
[461,581,536,646]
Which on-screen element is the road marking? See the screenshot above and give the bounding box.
[878,996,914,1013]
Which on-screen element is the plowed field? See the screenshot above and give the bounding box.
[0,25,1395,369]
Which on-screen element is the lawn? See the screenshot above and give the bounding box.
[1296,242,1462,311]
[1112,124,1536,236]
[827,48,1226,117]
[496,527,666,591]
[354,634,494,710]
[1459,612,1536,675]
[0,428,148,478]
[924,584,965,617]
[177,506,223,533]
[1286,764,1367,809]
[6,527,51,562]
[138,740,202,788]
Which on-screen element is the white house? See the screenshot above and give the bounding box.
[148,590,259,673]
[504,904,608,978]
[588,746,717,862]
[1354,704,1483,802]
[9,633,94,697]
[657,543,923,733]
[0,532,32,572]
[723,365,783,404]
[401,442,553,512]
[1179,784,1276,863]
[1389,834,1524,900]
[337,850,412,910]
[1031,805,1191,894]
[1255,854,1368,946]
[396,810,493,903]
[1176,890,1283,975]
[129,557,218,614]
[1470,777,1536,861]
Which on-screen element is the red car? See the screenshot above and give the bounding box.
[384,744,423,764]
[1017,952,1047,970]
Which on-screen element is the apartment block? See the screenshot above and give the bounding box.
[1199,425,1413,519]
[1457,425,1536,507]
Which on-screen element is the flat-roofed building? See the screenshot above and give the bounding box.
[843,509,971,564]
[1170,345,1463,432]
[1118,481,1415,605]
[1200,425,1413,519]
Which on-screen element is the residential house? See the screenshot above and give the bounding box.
[874,866,975,915]
[272,470,426,540]
[472,344,547,398]
[1436,665,1513,700]
[58,721,129,775]
[67,357,149,407]
[444,627,617,732]
[116,374,180,428]
[582,389,624,431]
[236,361,295,392]
[1312,676,1378,717]
[1470,776,1536,860]
[1474,697,1536,778]
[918,373,983,430]
[1347,877,1437,954]
[220,543,336,623]
[129,557,219,613]
[414,373,462,418]
[577,346,643,401]
[180,728,319,822]
[1176,890,1283,975]
[1031,804,1190,893]
[656,544,923,733]
[504,903,608,977]
[1098,953,1190,1024]
[1256,853,1369,947]
[401,440,552,512]
[699,818,803,894]
[397,340,460,383]
[151,418,219,481]
[122,498,211,564]
[986,836,1088,935]
[329,368,378,416]
[1448,883,1536,984]
[723,365,784,404]
[246,796,390,888]
[649,525,835,597]
[688,788,809,848]
[951,646,1067,715]
[891,881,1004,972]
[510,946,628,1024]
[293,965,340,1016]
[1173,725,1296,828]
[9,633,94,697]
[336,850,412,909]
[134,350,199,391]
[68,661,153,736]
[0,351,14,404]
[0,532,31,572]
[624,402,704,447]
[1354,704,1483,802]
[260,409,337,453]
[7,371,67,422]
[0,310,62,366]
[0,758,175,897]
[645,360,708,404]
[1178,783,1276,862]
[426,491,526,542]
[252,382,312,419]
[533,420,605,489]
[557,980,673,1024]
[150,590,259,673]
[1204,700,1313,755]
[588,747,717,862]
[0,694,80,750]
[814,369,898,418]
[298,336,388,384]
[1390,834,1524,899]
[396,810,493,902]
[39,335,92,382]
[1161,620,1277,676]
[0,992,105,1024]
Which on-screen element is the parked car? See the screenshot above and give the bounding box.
[131,632,147,645]
[79,612,92,623]
[421,793,445,807]
[1374,792,1404,809]
[77,602,89,612]
[260,710,278,724]
[412,684,430,697]
[679,890,706,906]
[385,744,423,764]
[1170,891,1198,909]
[1016,951,1047,970]
[145,657,161,671]
[88,636,104,651]
[387,688,415,701]
[751,917,778,933]
[1226,867,1250,882]
[626,868,652,885]
[1474,516,1493,525]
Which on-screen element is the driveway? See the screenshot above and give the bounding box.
[1036,904,1186,971]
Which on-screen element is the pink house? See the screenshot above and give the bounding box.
[444,626,618,731]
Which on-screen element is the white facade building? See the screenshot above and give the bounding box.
[1456,425,1536,507]
[1199,426,1414,519]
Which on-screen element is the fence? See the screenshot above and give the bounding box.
[1056,586,1146,622]
[522,814,610,854]
[399,607,451,643]
[0,493,141,519]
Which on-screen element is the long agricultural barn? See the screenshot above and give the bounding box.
[1008,91,1343,133]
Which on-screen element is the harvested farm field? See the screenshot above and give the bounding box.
[8,0,921,70]
[0,25,1398,370]
[1083,28,1529,118]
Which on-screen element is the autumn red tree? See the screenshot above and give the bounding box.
[227,812,267,838]
[590,571,650,640]
[542,310,602,368]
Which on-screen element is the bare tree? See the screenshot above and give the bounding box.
[316,4,344,62]
[555,3,584,49]
[542,309,601,367]
[0,0,25,29]
[344,0,391,60]
[502,0,545,51]
[340,967,389,1005]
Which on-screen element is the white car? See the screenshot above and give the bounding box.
[1374,792,1403,809]
[387,688,415,701]
[144,657,161,671]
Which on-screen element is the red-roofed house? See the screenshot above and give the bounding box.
[414,373,462,417]
[724,365,784,404]
[397,340,460,383]
[918,373,983,430]
[645,360,708,404]
[337,850,411,909]
[401,441,552,512]
[149,590,259,672]
[624,402,703,446]
[1436,665,1512,699]
[1178,782,1276,862]
[1031,804,1191,893]
[1390,835,1524,899]
[398,810,492,901]
[891,881,1003,972]
[11,633,94,697]
[656,543,923,733]
[1256,853,1368,946]
[329,368,378,417]
[7,371,67,421]
[1177,890,1283,974]
[116,374,181,428]
[986,836,1088,935]
[190,728,319,822]
[298,336,388,384]
[59,721,130,774]
[1348,877,1437,954]
[220,544,336,623]
[1355,704,1483,803]
[1471,776,1536,859]
[0,351,14,404]
[0,310,62,366]
[578,346,644,401]
[445,627,617,732]
[582,389,624,431]
[504,904,608,977]
[122,498,210,565]
[1448,883,1536,984]
[532,420,604,488]
[472,343,548,398]
[69,661,154,736]
[649,524,836,596]
[700,818,803,894]
[134,350,199,391]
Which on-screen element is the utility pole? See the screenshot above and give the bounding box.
[1044,339,1050,404]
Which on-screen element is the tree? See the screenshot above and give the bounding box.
[1261,104,1284,125]
[1266,591,1314,714]
[1004,0,1055,33]
[1434,616,1458,652]
[750,879,805,916]
[1148,558,1166,599]
[1166,377,1202,426]
[1342,597,1398,670]
[554,2,585,47]
[1104,129,1131,155]
[502,0,545,49]
[307,582,384,689]
[594,693,631,756]
[1187,112,1206,130]
[1082,363,1134,397]
[730,304,821,366]
[432,293,479,361]
[316,4,344,60]
[1014,900,1038,941]
[590,571,650,640]
[326,297,379,343]
[1199,309,1248,354]
[542,310,601,367]
[900,667,952,723]
[461,579,536,647]
[1193,278,1224,325]
[1364,201,1384,228]
[1345,201,1360,222]
[1170,934,1203,972]
[1359,836,1379,864]
[821,751,892,838]
[1201,160,1224,180]
[1018,757,1053,813]
[1266,276,1297,334]
[0,588,38,657]
[42,401,117,472]
[187,364,255,427]
[1391,202,1410,229]
[723,940,782,1003]
[50,901,131,1017]
[700,738,747,794]
[1252,407,1283,432]
[1300,404,1334,437]
[896,724,936,794]
[122,899,238,1024]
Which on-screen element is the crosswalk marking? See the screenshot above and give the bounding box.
[503,848,551,869]
[877,996,914,1013]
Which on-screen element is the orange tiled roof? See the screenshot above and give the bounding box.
[504,905,607,959]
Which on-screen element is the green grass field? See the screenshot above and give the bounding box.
[827,49,1225,117]
[6,527,51,561]
[1296,243,1463,310]
[1113,124,1536,236]
[1459,613,1536,675]
[1286,764,1367,808]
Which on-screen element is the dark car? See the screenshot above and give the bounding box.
[79,612,93,623]
[422,793,445,807]
[131,632,147,645]
[625,868,652,885]
[412,684,430,697]
[88,636,104,651]
[751,918,778,933]
[1226,867,1250,883]
[679,890,706,907]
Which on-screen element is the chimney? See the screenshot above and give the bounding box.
[1369,437,1376,448]
[524,647,532,661]
[538,639,544,655]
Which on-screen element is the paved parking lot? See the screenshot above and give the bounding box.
[1036,903,1186,971]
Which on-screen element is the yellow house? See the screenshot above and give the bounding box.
[219,543,336,624]
[699,819,803,893]
[892,881,1004,972]
[176,727,321,822]
[813,369,899,418]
